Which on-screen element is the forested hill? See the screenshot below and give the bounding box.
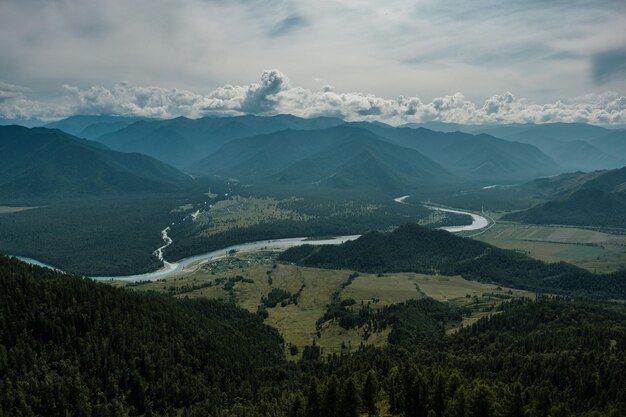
[0,255,284,416]
[0,125,191,200]
[279,223,626,298]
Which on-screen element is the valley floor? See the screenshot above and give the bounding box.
[114,251,532,359]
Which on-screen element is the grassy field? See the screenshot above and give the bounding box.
[193,196,312,236]
[475,220,626,273]
[117,251,532,358]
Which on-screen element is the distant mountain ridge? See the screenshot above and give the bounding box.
[353,124,559,179]
[44,114,626,186]
[45,115,149,139]
[95,114,345,168]
[0,125,191,200]
[404,121,626,172]
[193,126,450,191]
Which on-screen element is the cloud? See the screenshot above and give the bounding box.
[1,71,624,125]
[240,70,291,113]
[592,47,626,84]
[1,0,623,103]
[268,14,308,37]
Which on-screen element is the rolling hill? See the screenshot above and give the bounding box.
[279,222,626,297]
[0,125,191,200]
[95,114,344,168]
[193,126,450,190]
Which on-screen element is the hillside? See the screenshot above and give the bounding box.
[279,222,626,298]
[0,255,284,416]
[194,126,449,190]
[0,125,191,200]
[503,166,626,227]
[356,124,559,179]
[95,114,344,168]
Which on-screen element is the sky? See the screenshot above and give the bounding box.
[1,0,625,124]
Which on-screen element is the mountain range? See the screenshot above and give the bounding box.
[353,124,559,179]
[94,114,344,168]
[6,114,625,199]
[403,122,626,172]
[193,126,451,190]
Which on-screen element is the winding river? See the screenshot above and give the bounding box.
[16,195,490,282]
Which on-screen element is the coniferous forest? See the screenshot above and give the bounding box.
[2,255,625,417]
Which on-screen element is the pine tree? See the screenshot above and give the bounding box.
[306,378,322,417]
[341,378,360,417]
[363,369,379,416]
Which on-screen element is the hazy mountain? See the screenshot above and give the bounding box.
[193,126,449,190]
[501,123,611,147]
[399,122,532,137]
[503,166,626,227]
[398,121,470,132]
[591,131,626,165]
[0,125,191,199]
[541,140,621,171]
[355,125,559,179]
[95,114,345,168]
[397,122,625,172]
[0,118,44,128]
[44,115,148,138]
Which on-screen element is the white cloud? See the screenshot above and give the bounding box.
[1,71,625,125]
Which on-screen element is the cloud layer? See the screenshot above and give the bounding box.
[2,71,625,125]
[1,0,624,105]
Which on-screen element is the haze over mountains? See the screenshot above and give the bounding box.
[2,113,625,199]
[193,126,451,190]
[93,114,344,168]
[403,122,626,171]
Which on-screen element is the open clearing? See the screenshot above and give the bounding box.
[475,220,626,273]
[117,252,532,358]
[193,196,311,236]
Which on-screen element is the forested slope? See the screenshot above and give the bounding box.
[0,256,284,416]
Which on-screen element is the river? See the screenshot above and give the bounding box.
[15,195,490,282]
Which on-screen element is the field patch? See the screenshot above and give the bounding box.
[475,221,626,273]
[193,196,311,236]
